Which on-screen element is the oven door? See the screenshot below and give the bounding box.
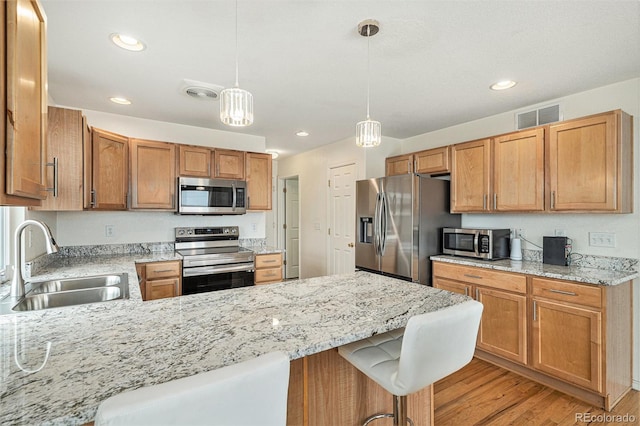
[182,262,255,295]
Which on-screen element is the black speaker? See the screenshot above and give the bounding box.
[543,236,568,266]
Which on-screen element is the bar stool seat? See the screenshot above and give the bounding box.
[339,300,483,426]
[94,351,290,426]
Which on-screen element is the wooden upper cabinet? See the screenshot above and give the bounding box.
[246,152,272,210]
[385,154,413,176]
[33,107,85,211]
[178,144,211,177]
[130,138,176,210]
[213,149,245,179]
[451,138,491,212]
[414,146,450,175]
[493,128,544,212]
[90,128,128,210]
[2,0,47,205]
[548,110,632,212]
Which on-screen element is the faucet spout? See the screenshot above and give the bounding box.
[10,220,59,298]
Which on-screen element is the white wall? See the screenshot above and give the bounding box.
[30,107,269,248]
[277,135,401,278]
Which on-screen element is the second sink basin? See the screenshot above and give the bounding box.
[30,274,123,294]
[13,286,123,312]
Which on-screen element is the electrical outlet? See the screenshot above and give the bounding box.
[251,223,257,232]
[517,229,525,239]
[105,225,115,237]
[554,229,567,237]
[589,232,615,248]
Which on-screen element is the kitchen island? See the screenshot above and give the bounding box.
[0,255,468,425]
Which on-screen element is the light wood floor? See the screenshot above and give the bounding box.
[434,358,639,426]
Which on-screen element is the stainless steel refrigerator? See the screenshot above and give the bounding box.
[355,174,460,285]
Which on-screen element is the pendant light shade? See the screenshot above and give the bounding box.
[220,0,253,127]
[356,118,382,148]
[220,87,253,126]
[355,19,381,148]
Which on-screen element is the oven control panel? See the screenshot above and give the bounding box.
[175,226,239,240]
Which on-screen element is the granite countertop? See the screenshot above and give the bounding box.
[242,245,284,255]
[430,255,638,286]
[0,257,468,426]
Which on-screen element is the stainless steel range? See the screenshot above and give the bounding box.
[175,226,255,294]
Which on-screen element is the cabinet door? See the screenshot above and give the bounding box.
[213,149,245,179]
[178,145,211,177]
[4,0,47,202]
[433,277,471,297]
[476,287,527,365]
[385,154,413,176]
[146,278,181,301]
[493,128,544,211]
[548,112,619,211]
[34,107,84,210]
[532,299,602,392]
[91,128,128,210]
[246,152,272,210]
[451,139,491,212]
[130,139,176,210]
[414,146,450,175]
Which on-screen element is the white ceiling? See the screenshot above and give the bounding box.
[42,0,640,158]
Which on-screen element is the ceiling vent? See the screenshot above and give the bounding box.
[516,103,562,130]
[181,79,223,101]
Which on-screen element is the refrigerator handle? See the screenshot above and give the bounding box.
[380,192,388,255]
[373,192,381,256]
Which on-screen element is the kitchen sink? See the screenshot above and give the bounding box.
[0,273,129,314]
[29,274,123,294]
[12,286,124,312]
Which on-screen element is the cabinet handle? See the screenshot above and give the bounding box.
[153,269,175,273]
[549,289,577,296]
[533,301,537,321]
[464,274,482,279]
[261,259,277,263]
[90,190,97,207]
[413,160,417,173]
[493,193,497,210]
[464,287,469,297]
[216,164,220,176]
[475,288,479,300]
[483,194,487,210]
[46,157,59,197]
[407,160,412,174]
[551,191,556,209]
[247,195,250,209]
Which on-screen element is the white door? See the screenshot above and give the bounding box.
[329,164,357,275]
[284,178,299,279]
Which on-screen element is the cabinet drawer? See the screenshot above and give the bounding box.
[532,277,602,309]
[255,253,282,269]
[145,261,181,280]
[255,267,282,284]
[433,262,526,294]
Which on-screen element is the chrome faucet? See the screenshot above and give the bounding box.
[10,220,59,298]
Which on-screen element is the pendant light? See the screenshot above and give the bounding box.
[355,19,381,148]
[220,0,253,127]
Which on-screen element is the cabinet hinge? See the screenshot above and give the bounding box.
[328,179,331,187]
[283,223,287,230]
[328,228,331,235]
[283,259,287,266]
[283,187,287,193]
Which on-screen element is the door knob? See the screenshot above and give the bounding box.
[348,243,354,248]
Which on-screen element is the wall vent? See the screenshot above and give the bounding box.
[516,104,562,130]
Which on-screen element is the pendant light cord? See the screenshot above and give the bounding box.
[234,0,239,88]
[366,25,371,120]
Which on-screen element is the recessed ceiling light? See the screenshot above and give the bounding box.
[296,131,309,137]
[109,97,132,105]
[265,150,279,159]
[110,33,146,52]
[490,80,517,91]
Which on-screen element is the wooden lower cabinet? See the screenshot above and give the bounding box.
[138,260,182,301]
[432,261,632,410]
[287,349,433,426]
[255,253,283,285]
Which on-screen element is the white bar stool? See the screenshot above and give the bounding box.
[338,300,483,426]
[94,351,290,426]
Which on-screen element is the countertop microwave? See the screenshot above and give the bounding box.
[442,228,511,260]
[177,177,246,215]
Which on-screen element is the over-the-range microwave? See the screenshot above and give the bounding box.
[442,228,510,260]
[177,177,246,215]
